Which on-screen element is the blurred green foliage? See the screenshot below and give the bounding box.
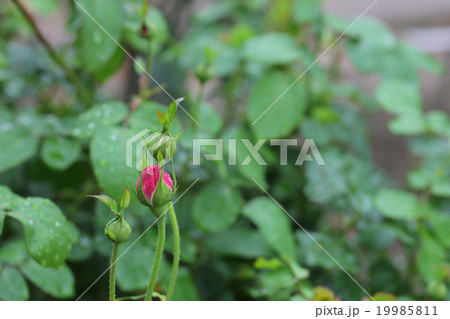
[0,0,449,301]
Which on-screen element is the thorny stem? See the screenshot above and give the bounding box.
[145,214,166,301]
[109,242,120,301]
[166,202,180,301]
[12,0,93,105]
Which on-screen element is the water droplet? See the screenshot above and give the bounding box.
[55,221,61,227]
[88,122,95,129]
[73,128,81,136]
[29,220,34,225]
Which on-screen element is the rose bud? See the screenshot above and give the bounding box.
[105,217,132,243]
[136,165,174,216]
[146,131,176,160]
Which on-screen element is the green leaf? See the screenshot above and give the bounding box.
[71,102,128,139]
[247,70,306,138]
[243,197,297,260]
[293,0,321,25]
[204,227,272,258]
[223,127,268,188]
[168,97,184,124]
[120,187,131,211]
[0,211,4,236]
[123,6,169,54]
[0,268,29,301]
[192,183,243,233]
[129,102,182,133]
[198,102,223,136]
[116,232,164,292]
[416,231,446,283]
[296,231,358,273]
[304,152,347,204]
[92,46,125,82]
[0,129,38,174]
[87,195,117,213]
[374,188,421,220]
[388,110,426,135]
[167,267,199,301]
[243,33,301,65]
[375,80,421,115]
[425,111,450,135]
[254,257,284,270]
[90,127,139,200]
[20,259,75,298]
[77,0,124,72]
[6,197,72,268]
[0,240,27,265]
[40,137,81,170]
[430,213,450,248]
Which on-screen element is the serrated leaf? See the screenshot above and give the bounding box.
[20,259,74,298]
[243,197,297,260]
[0,268,29,301]
[41,137,81,170]
[192,183,243,233]
[168,97,183,124]
[87,195,117,213]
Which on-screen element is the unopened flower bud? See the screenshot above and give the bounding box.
[146,131,176,160]
[136,165,174,216]
[105,217,132,243]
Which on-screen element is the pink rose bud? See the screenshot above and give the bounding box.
[136,165,174,215]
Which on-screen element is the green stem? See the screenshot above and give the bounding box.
[12,0,93,105]
[166,202,180,301]
[109,242,120,301]
[145,214,166,301]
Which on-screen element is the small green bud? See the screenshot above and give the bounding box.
[146,131,176,160]
[105,217,132,243]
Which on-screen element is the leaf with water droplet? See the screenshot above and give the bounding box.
[4,197,73,268]
[90,127,139,199]
[70,102,128,139]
